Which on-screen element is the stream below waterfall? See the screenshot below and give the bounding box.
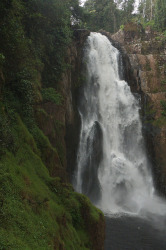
[105,215,166,250]
[74,32,166,249]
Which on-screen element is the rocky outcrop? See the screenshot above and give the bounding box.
[35,30,90,181]
[102,23,166,194]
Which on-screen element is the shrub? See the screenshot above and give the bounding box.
[41,88,63,105]
[120,25,124,30]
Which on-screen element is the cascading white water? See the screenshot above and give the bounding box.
[75,32,166,217]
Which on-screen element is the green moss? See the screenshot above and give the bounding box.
[0,151,57,249]
[13,115,39,154]
[33,126,63,175]
[0,115,103,249]
[0,107,13,152]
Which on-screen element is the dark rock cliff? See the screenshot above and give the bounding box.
[65,30,91,181]
[35,30,90,180]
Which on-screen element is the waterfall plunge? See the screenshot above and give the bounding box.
[75,32,166,217]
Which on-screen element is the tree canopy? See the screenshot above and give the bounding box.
[82,0,166,32]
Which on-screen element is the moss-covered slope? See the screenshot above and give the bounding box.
[0,113,104,249]
[0,0,105,249]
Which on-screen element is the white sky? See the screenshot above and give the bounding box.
[79,0,86,7]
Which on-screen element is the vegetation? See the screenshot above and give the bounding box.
[0,0,104,249]
[41,88,63,105]
[82,0,166,33]
[160,100,166,117]
[0,0,165,248]
[0,115,103,249]
[138,0,166,31]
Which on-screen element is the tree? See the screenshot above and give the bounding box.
[138,0,155,21]
[84,0,122,33]
[154,0,166,31]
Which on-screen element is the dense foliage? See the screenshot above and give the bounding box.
[154,0,166,30]
[82,0,166,33]
[0,0,80,150]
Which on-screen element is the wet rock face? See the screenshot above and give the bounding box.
[81,121,103,203]
[102,24,166,194]
[64,30,90,180]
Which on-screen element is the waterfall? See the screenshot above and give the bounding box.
[75,32,166,217]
